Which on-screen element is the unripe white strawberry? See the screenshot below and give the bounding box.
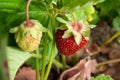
[10,20,47,52]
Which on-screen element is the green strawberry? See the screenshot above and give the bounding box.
[10,20,47,52]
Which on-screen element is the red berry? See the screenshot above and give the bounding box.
[55,30,87,56]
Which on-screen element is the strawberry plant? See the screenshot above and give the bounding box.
[1,0,120,80]
[91,74,113,80]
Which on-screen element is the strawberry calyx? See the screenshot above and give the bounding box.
[57,17,90,45]
[24,20,35,28]
[10,20,47,42]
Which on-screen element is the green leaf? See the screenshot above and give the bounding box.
[7,47,31,80]
[57,0,89,9]
[75,10,87,22]
[57,17,68,24]
[45,0,52,4]
[117,38,120,44]
[113,17,120,32]
[65,3,95,22]
[91,74,113,80]
[96,0,120,15]
[90,11,99,24]
[0,14,7,40]
[0,1,20,10]
[52,0,57,5]
[84,3,95,15]
[57,0,104,10]
[92,0,105,5]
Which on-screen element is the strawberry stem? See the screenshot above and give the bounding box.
[62,55,69,69]
[100,32,120,50]
[72,13,77,27]
[97,58,120,67]
[35,49,40,80]
[41,34,48,80]
[44,42,55,80]
[26,0,32,27]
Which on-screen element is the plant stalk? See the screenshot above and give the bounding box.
[35,49,40,80]
[100,32,120,50]
[72,13,77,27]
[26,0,31,26]
[97,58,120,67]
[41,36,47,80]
[62,55,68,68]
[44,43,55,80]
[31,53,70,69]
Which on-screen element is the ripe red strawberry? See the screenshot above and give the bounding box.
[55,29,87,56]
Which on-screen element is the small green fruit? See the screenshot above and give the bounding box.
[10,20,46,52]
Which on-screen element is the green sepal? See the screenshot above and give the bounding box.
[31,20,48,32]
[30,28,38,40]
[15,31,20,42]
[62,25,83,45]
[57,17,71,30]
[9,27,19,33]
[57,17,89,45]
[89,24,96,28]
[57,17,68,24]
[73,31,82,45]
[62,29,72,38]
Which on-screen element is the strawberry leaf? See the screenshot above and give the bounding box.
[90,74,113,80]
[92,0,105,5]
[65,4,95,22]
[7,47,31,80]
[113,17,120,32]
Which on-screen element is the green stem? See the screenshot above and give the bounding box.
[53,58,70,69]
[31,53,70,69]
[26,0,31,26]
[41,40,47,80]
[44,43,55,80]
[97,58,120,67]
[35,49,40,80]
[31,53,42,59]
[53,59,63,69]
[72,13,77,26]
[100,32,120,49]
[62,55,66,68]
